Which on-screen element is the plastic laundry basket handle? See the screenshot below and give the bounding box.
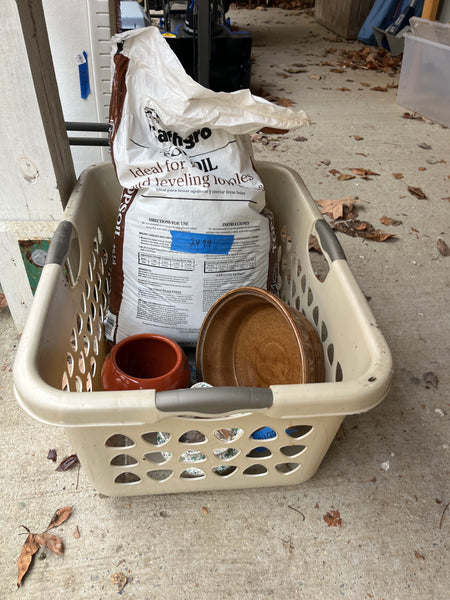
[315,219,346,262]
[155,386,273,414]
[45,220,74,266]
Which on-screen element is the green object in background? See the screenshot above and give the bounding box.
[18,239,51,294]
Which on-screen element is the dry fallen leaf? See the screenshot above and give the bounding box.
[333,220,395,241]
[437,239,450,256]
[414,551,425,560]
[277,97,295,107]
[74,526,80,539]
[111,572,128,592]
[17,533,40,588]
[323,509,342,527]
[408,186,427,199]
[371,85,388,92]
[47,449,57,462]
[350,168,380,177]
[337,87,351,91]
[337,173,355,181]
[47,506,73,531]
[392,172,404,179]
[417,142,432,150]
[56,454,79,471]
[353,135,364,141]
[317,197,359,220]
[34,533,63,556]
[380,215,403,226]
[423,372,438,390]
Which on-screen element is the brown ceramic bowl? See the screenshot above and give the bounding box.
[196,287,324,387]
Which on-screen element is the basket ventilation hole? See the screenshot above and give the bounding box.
[92,237,98,254]
[80,292,86,314]
[85,280,90,299]
[291,278,297,298]
[214,428,244,443]
[280,445,305,457]
[212,465,237,477]
[297,258,302,277]
[86,373,93,392]
[90,302,96,320]
[87,315,93,335]
[147,469,173,482]
[78,352,86,374]
[66,353,74,377]
[102,292,108,311]
[327,343,334,366]
[142,432,170,446]
[75,376,82,392]
[313,306,319,326]
[250,426,277,441]
[243,464,268,476]
[104,278,110,295]
[88,261,93,282]
[180,468,205,479]
[321,321,328,342]
[70,329,77,351]
[90,356,97,376]
[295,296,300,310]
[301,274,306,293]
[307,288,314,307]
[179,450,206,463]
[83,336,90,356]
[286,425,313,439]
[97,227,103,245]
[144,451,172,464]
[110,454,138,467]
[76,313,83,335]
[309,236,330,281]
[102,247,108,263]
[62,372,70,392]
[90,251,96,270]
[105,434,135,448]
[93,284,99,303]
[281,225,287,242]
[114,472,141,484]
[179,430,206,444]
[275,462,300,474]
[246,447,272,459]
[92,336,99,356]
[336,362,343,382]
[213,447,240,461]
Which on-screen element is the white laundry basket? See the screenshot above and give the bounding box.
[13,161,393,496]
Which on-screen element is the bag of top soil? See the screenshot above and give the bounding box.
[105,26,309,346]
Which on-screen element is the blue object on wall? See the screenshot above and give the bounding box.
[77,50,90,99]
[358,0,424,46]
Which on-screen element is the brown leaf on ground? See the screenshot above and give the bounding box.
[0,293,7,309]
[74,526,80,539]
[277,97,296,107]
[423,372,438,390]
[316,197,359,220]
[333,220,395,241]
[417,142,432,150]
[408,186,427,199]
[56,454,79,471]
[380,216,403,226]
[330,67,345,73]
[437,239,450,256]
[337,173,355,181]
[17,533,40,588]
[337,87,351,91]
[34,533,63,556]
[324,509,342,527]
[414,551,425,560]
[350,168,380,177]
[353,135,364,141]
[329,168,341,177]
[111,572,128,592]
[371,85,388,92]
[47,449,57,462]
[46,506,73,531]
[392,172,404,179]
[308,234,322,252]
[402,112,424,121]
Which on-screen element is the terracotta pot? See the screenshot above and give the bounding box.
[196,287,324,387]
[101,334,191,392]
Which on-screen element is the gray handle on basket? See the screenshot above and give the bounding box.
[155,386,273,414]
[315,219,346,261]
[45,220,73,266]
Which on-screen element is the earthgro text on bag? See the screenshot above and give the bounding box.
[105,26,309,346]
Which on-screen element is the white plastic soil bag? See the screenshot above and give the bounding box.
[105,26,309,346]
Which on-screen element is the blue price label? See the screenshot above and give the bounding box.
[170,231,234,255]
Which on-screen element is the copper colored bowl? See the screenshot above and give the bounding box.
[196,287,324,388]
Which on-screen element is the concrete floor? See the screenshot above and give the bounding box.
[1,7,449,599]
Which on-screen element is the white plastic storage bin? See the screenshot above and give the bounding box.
[397,19,450,127]
[13,161,393,497]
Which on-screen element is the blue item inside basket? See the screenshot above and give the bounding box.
[251,426,276,440]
